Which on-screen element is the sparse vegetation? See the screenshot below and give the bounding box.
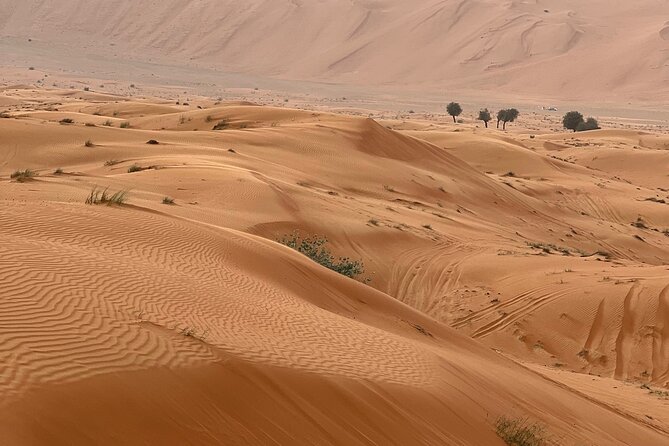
[10,169,37,182]
[53,168,64,175]
[102,120,113,126]
[497,109,520,130]
[478,108,492,128]
[85,122,96,127]
[146,139,159,145]
[104,159,121,166]
[563,111,600,132]
[576,117,600,132]
[127,164,144,173]
[446,102,463,123]
[85,187,127,205]
[205,115,213,123]
[495,416,546,446]
[59,118,74,125]
[212,119,229,130]
[119,121,130,128]
[84,139,94,147]
[278,232,366,280]
[162,196,175,205]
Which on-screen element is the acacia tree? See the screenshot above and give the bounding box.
[562,111,584,132]
[478,108,492,128]
[498,108,519,130]
[447,102,463,123]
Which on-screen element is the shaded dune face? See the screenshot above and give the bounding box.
[0,88,668,444]
[1,0,669,100]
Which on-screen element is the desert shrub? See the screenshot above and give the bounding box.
[85,122,96,127]
[278,232,365,280]
[212,119,229,130]
[119,121,130,128]
[205,115,213,123]
[83,87,90,92]
[84,139,94,147]
[162,196,175,205]
[85,187,127,205]
[127,164,144,173]
[10,169,37,182]
[104,159,120,166]
[102,120,113,126]
[146,139,159,145]
[576,117,600,132]
[59,118,74,125]
[53,168,64,175]
[495,416,546,446]
[446,102,462,123]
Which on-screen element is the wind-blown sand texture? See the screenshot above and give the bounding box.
[0,87,668,444]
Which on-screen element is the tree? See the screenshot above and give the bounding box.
[496,109,506,128]
[576,117,600,132]
[562,111,584,132]
[497,108,519,130]
[478,108,492,128]
[447,102,462,123]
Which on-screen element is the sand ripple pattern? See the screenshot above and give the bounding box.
[0,202,435,400]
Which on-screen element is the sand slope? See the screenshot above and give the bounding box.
[1,0,669,101]
[1,88,669,444]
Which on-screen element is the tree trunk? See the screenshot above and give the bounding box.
[503,121,507,130]
[452,115,456,123]
[484,121,488,128]
[496,120,500,129]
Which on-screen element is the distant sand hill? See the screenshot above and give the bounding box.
[1,0,668,101]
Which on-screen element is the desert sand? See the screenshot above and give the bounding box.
[1,1,669,445]
[0,86,667,445]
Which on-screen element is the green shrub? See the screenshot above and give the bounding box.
[278,232,365,280]
[127,164,144,173]
[119,121,130,128]
[495,416,546,446]
[85,186,127,205]
[162,196,175,205]
[10,169,37,182]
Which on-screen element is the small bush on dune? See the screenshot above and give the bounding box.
[84,139,94,147]
[127,164,144,173]
[102,120,113,127]
[495,416,546,446]
[10,169,37,182]
[278,232,366,280]
[162,196,175,205]
[53,168,64,175]
[119,121,130,128]
[59,118,74,125]
[85,186,127,205]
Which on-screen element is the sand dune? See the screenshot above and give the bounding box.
[1,87,668,444]
[1,0,669,101]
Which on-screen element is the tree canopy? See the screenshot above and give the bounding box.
[478,108,492,127]
[447,102,463,123]
[562,111,584,131]
[497,108,519,130]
